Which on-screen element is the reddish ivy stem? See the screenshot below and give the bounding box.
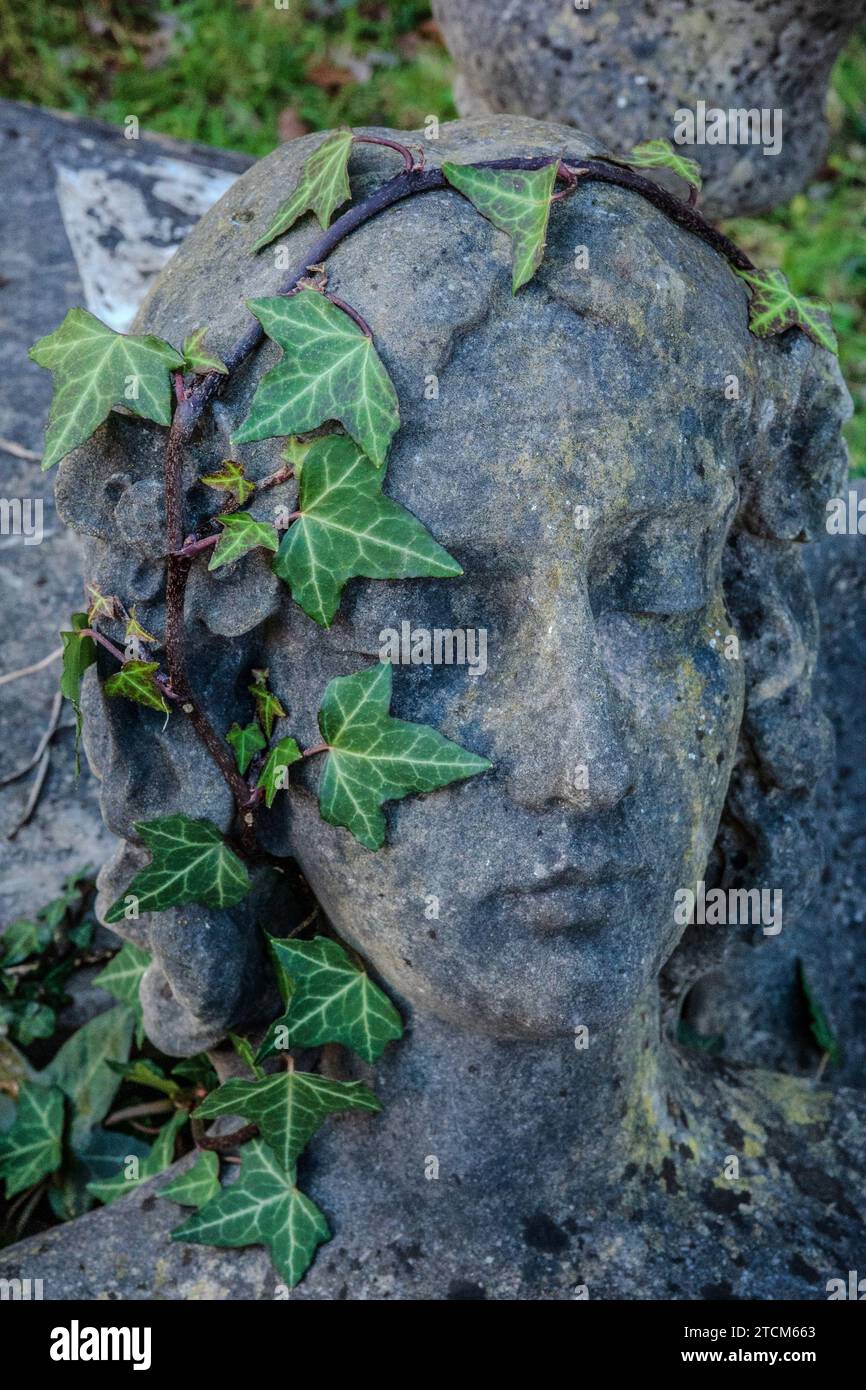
[161,150,757,853]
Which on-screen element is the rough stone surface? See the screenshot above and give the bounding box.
[432,0,866,218]
[38,115,863,1297]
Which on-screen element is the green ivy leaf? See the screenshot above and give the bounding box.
[257,737,302,809]
[104,660,169,715]
[181,326,228,376]
[735,268,837,354]
[124,608,158,646]
[229,1031,264,1079]
[253,129,353,251]
[249,672,286,741]
[29,307,184,470]
[0,1083,65,1197]
[60,612,97,773]
[273,435,462,627]
[50,1127,151,1221]
[259,935,403,1064]
[194,1069,379,1171]
[106,1058,183,1100]
[104,815,251,923]
[172,1139,330,1289]
[87,1110,187,1205]
[95,941,149,1046]
[235,290,399,470]
[226,720,267,775]
[208,512,280,572]
[200,460,256,506]
[46,1004,135,1145]
[15,1003,57,1046]
[442,160,559,292]
[315,662,491,850]
[624,138,702,192]
[160,1149,220,1208]
[0,918,54,966]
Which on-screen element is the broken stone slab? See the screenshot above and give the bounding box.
[431,0,866,217]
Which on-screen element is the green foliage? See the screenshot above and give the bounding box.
[87,1110,187,1205]
[624,138,702,192]
[46,1005,135,1145]
[60,612,97,772]
[171,1139,330,1290]
[104,659,170,715]
[29,308,183,470]
[226,721,267,776]
[736,268,838,354]
[316,661,491,849]
[259,934,403,1065]
[94,941,150,1045]
[442,160,559,292]
[104,815,251,922]
[50,1126,151,1222]
[208,512,279,572]
[160,1149,220,1209]
[248,672,286,741]
[0,1083,64,1198]
[273,434,461,627]
[199,460,256,506]
[0,867,96,1046]
[797,960,842,1067]
[254,129,354,250]
[257,738,302,809]
[181,326,227,376]
[236,290,400,469]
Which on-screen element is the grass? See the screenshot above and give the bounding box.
[1,1,863,470]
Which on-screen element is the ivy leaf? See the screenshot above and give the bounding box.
[172,1139,330,1289]
[124,608,158,646]
[624,138,702,192]
[104,815,251,923]
[797,960,842,1067]
[253,129,353,251]
[94,941,149,1044]
[87,1110,187,1205]
[235,290,399,470]
[208,512,280,572]
[49,1126,151,1221]
[29,307,184,470]
[226,720,267,775]
[229,1031,264,1079]
[257,737,302,809]
[0,918,53,966]
[60,612,97,773]
[0,1083,65,1197]
[85,584,122,623]
[46,1004,135,1145]
[259,934,403,1064]
[181,326,228,376]
[249,671,286,740]
[200,460,256,507]
[104,659,169,715]
[315,661,491,850]
[107,1058,184,1100]
[442,160,559,292]
[160,1149,220,1208]
[735,268,837,354]
[194,1069,379,1171]
[273,435,462,627]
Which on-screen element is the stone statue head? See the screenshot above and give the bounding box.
[57,118,849,1052]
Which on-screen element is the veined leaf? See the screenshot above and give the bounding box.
[87,1110,187,1205]
[94,941,150,1045]
[253,129,353,251]
[104,660,169,715]
[160,1149,220,1208]
[46,1004,134,1145]
[200,460,256,506]
[257,737,302,809]
[50,1126,151,1221]
[259,934,403,1064]
[315,662,491,850]
[125,608,158,646]
[442,160,559,292]
[273,435,462,626]
[208,512,279,572]
[107,1058,183,1100]
[736,268,838,354]
[0,1083,65,1197]
[172,1140,330,1289]
[235,290,399,470]
[194,1069,379,1170]
[625,138,702,192]
[29,307,184,470]
[249,672,286,741]
[60,612,97,773]
[181,326,228,376]
[227,720,267,775]
[104,815,251,922]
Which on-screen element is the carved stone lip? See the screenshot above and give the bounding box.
[502,862,647,895]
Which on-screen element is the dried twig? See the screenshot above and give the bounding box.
[0,646,62,686]
[0,690,63,787]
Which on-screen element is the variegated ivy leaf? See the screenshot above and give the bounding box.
[735,268,837,354]
[625,138,702,192]
[85,584,122,623]
[104,815,251,923]
[104,659,169,715]
[200,460,256,506]
[29,307,184,471]
[94,941,150,1045]
[160,1149,220,1208]
[194,1069,379,1170]
[181,326,228,376]
[257,737,302,808]
[60,612,96,773]
[0,1082,64,1197]
[226,720,267,775]
[273,435,462,627]
[125,608,158,645]
[259,934,402,1064]
[249,671,286,740]
[87,1110,187,1205]
[442,160,559,292]
[208,512,280,571]
[235,290,399,469]
[172,1140,330,1288]
[315,661,491,850]
[253,129,353,251]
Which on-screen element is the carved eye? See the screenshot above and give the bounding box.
[588,517,716,617]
